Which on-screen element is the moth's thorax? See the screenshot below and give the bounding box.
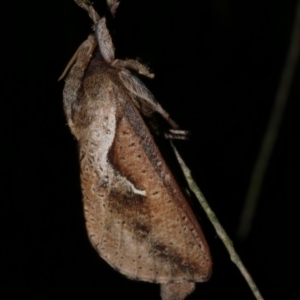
[85,54,116,78]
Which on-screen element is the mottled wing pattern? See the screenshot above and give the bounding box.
[76,57,212,284]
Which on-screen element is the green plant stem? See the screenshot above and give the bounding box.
[170,142,264,300]
[237,0,300,239]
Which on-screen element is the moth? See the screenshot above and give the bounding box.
[61,1,212,299]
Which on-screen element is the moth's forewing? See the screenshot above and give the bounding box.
[69,54,212,284]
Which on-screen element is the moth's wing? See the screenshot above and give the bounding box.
[119,70,190,140]
[77,59,212,287]
[63,35,97,136]
[107,90,212,283]
[119,70,179,129]
[161,282,196,300]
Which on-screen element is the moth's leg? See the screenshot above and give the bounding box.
[164,129,190,140]
[75,0,119,19]
[74,0,100,23]
[119,70,179,129]
[60,35,97,81]
[74,1,115,64]
[95,18,115,63]
[109,1,120,16]
[142,113,189,140]
[58,46,81,81]
[112,59,154,78]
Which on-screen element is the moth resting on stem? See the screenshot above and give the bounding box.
[60,1,212,299]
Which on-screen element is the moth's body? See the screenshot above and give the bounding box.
[63,4,212,299]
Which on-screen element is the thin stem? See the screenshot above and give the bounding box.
[170,142,264,300]
[237,0,300,239]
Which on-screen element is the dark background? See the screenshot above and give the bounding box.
[2,0,299,299]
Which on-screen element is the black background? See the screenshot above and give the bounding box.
[2,0,299,299]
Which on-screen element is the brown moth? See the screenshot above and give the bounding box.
[61,1,212,299]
